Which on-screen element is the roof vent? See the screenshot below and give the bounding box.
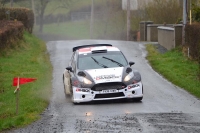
[92,50,107,53]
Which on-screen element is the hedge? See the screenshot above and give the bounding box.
[185,23,200,80]
[185,23,200,61]
[0,20,24,51]
[0,7,34,33]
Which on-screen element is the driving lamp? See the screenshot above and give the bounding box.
[124,72,134,82]
[83,78,92,84]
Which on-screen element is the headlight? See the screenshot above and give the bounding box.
[124,72,134,82]
[83,78,92,84]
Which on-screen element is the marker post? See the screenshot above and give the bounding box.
[14,77,20,115]
[13,77,37,115]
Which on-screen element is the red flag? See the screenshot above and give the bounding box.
[13,77,37,86]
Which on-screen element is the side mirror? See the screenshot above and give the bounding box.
[66,66,73,72]
[129,61,135,66]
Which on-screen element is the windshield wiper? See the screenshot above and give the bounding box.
[91,57,108,68]
[102,56,124,67]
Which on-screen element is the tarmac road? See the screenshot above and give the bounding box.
[10,40,200,133]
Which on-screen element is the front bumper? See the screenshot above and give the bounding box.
[72,82,143,103]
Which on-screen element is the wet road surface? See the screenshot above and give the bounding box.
[9,40,200,133]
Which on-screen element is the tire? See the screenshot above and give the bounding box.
[63,75,66,93]
[63,74,71,95]
[133,97,143,102]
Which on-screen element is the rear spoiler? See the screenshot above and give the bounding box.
[72,44,112,52]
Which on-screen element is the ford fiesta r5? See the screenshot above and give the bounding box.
[63,44,143,104]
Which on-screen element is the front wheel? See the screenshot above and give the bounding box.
[132,97,143,102]
[63,74,71,95]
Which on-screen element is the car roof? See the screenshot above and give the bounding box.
[73,44,112,52]
[73,44,120,55]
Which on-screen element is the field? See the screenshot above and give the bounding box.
[0,32,52,131]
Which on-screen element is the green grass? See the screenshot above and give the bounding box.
[146,44,200,98]
[32,0,126,39]
[36,21,91,39]
[34,12,126,40]
[46,0,114,14]
[0,32,52,131]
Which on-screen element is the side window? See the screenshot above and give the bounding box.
[69,52,74,65]
[71,52,77,72]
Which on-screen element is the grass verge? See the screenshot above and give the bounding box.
[0,32,52,131]
[146,44,200,98]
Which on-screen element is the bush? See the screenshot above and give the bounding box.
[185,23,200,60]
[145,0,182,24]
[185,22,200,79]
[192,3,200,22]
[0,7,34,33]
[0,20,24,52]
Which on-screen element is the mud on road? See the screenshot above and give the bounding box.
[73,112,200,133]
[10,105,200,133]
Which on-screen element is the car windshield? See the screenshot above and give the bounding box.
[78,51,128,70]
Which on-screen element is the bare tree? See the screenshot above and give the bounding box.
[56,0,75,9]
[31,0,36,26]
[145,0,182,24]
[96,0,126,39]
[35,0,77,32]
[10,0,13,7]
[35,0,50,32]
[0,0,6,7]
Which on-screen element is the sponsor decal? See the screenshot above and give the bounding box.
[76,88,90,92]
[95,75,121,80]
[79,48,91,52]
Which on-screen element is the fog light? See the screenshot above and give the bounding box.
[76,88,81,92]
[133,84,139,88]
[82,95,85,98]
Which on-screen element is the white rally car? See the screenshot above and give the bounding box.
[63,44,143,104]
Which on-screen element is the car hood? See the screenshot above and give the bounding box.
[85,67,123,84]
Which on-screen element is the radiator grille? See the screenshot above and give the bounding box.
[94,92,125,99]
[91,82,126,91]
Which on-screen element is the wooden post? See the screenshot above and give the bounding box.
[127,0,130,41]
[16,77,20,115]
[31,0,36,26]
[190,0,192,25]
[90,0,94,39]
[16,89,19,115]
[10,0,13,7]
[182,0,187,45]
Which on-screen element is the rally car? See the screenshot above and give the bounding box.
[63,44,143,104]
